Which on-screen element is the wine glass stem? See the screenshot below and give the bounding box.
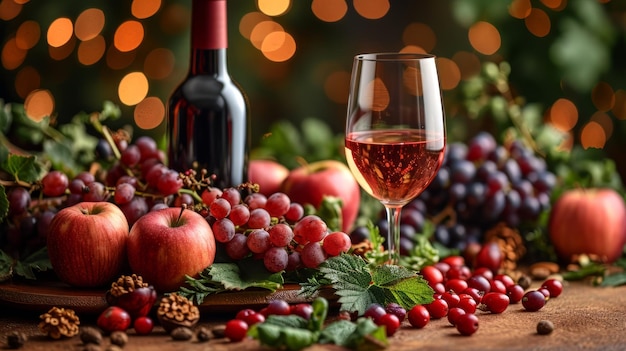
[384,205,402,265]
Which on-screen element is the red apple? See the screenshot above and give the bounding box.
[248,159,289,196]
[549,188,626,263]
[127,207,216,292]
[47,202,129,288]
[280,160,361,232]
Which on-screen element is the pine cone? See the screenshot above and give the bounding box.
[156,293,200,333]
[484,223,526,273]
[38,307,80,339]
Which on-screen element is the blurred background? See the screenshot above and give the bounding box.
[0,0,625,180]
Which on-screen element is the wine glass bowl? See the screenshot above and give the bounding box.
[344,53,446,264]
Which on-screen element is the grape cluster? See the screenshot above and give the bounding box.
[352,132,557,254]
[203,188,352,273]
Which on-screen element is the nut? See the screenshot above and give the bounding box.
[537,320,555,335]
[109,331,128,347]
[109,274,149,297]
[7,331,27,349]
[211,324,226,339]
[156,293,200,333]
[38,306,80,339]
[80,327,103,345]
[105,346,123,351]
[170,327,193,341]
[530,262,560,280]
[82,344,101,351]
[196,327,212,342]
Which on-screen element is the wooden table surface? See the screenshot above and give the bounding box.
[1,280,625,350]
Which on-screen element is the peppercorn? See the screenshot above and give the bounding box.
[80,327,103,345]
[6,331,27,349]
[537,320,555,335]
[196,327,212,342]
[170,327,193,341]
[109,331,128,347]
[518,274,532,290]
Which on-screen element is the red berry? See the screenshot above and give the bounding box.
[133,316,154,335]
[224,319,249,342]
[467,275,491,294]
[541,279,563,298]
[538,287,551,300]
[494,274,516,289]
[376,313,400,336]
[243,312,265,326]
[457,296,478,314]
[385,302,407,322]
[97,306,131,333]
[447,307,466,326]
[506,284,525,304]
[474,242,503,274]
[425,298,449,319]
[266,299,291,316]
[490,279,507,294]
[441,292,461,309]
[420,265,444,285]
[522,290,546,312]
[290,303,314,320]
[363,303,387,321]
[461,287,483,304]
[445,278,468,294]
[456,313,479,336]
[480,292,510,314]
[235,308,256,321]
[408,305,430,329]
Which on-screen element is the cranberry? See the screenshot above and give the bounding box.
[474,241,503,274]
[425,298,449,319]
[408,305,430,329]
[97,306,131,333]
[445,278,469,294]
[433,261,451,275]
[441,255,465,267]
[506,284,525,304]
[446,265,471,281]
[385,303,407,322]
[290,303,313,320]
[494,274,516,289]
[111,286,157,320]
[447,307,466,326]
[467,275,491,294]
[363,303,387,321]
[377,313,400,336]
[490,279,507,294]
[541,279,563,298]
[420,265,444,285]
[224,319,249,342]
[480,292,510,314]
[266,299,291,316]
[457,296,478,314]
[441,292,460,309]
[243,312,265,326]
[235,308,256,321]
[471,267,494,281]
[522,290,546,312]
[461,287,483,304]
[455,313,479,336]
[538,287,551,300]
[133,316,154,335]
[431,282,445,294]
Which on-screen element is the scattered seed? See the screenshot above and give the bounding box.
[7,331,27,349]
[536,320,555,335]
[82,343,101,351]
[196,326,212,342]
[110,331,128,347]
[211,324,226,339]
[171,327,193,341]
[517,275,532,290]
[105,345,123,351]
[80,327,103,345]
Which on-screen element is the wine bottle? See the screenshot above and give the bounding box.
[167,0,249,189]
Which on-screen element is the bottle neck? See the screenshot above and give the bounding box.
[190,0,228,76]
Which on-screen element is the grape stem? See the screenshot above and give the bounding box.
[89,113,122,160]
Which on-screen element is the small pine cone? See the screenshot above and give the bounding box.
[38,307,80,339]
[484,223,526,272]
[109,274,149,297]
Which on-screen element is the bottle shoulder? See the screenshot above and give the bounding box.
[171,74,246,102]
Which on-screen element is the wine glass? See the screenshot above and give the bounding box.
[344,53,447,265]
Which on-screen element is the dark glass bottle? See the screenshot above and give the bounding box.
[167,0,249,189]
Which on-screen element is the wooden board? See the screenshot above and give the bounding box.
[0,280,337,315]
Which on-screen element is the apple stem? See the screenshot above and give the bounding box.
[175,204,186,226]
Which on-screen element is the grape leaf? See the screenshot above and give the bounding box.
[1,154,44,183]
[209,261,284,291]
[0,249,14,282]
[0,185,8,224]
[13,247,52,280]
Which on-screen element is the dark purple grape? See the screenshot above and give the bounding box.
[429,167,450,190]
[37,210,56,240]
[349,226,370,244]
[482,190,506,221]
[467,132,496,162]
[119,196,149,227]
[95,138,113,159]
[533,171,557,194]
[466,182,486,207]
[519,196,541,221]
[450,160,476,184]
[486,171,509,196]
[19,215,38,239]
[400,224,417,241]
[7,187,30,216]
[504,189,522,214]
[487,145,508,165]
[476,160,498,182]
[434,225,451,246]
[83,182,108,202]
[399,236,414,256]
[401,209,425,232]
[407,198,427,213]
[448,183,467,203]
[501,158,522,184]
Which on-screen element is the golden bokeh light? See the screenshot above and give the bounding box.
[15,66,40,99]
[400,45,427,54]
[353,0,390,20]
[144,48,175,80]
[47,17,74,48]
[132,0,161,19]
[591,81,615,112]
[77,35,106,66]
[452,51,481,80]
[134,96,165,130]
[590,111,613,139]
[468,21,501,55]
[403,23,437,53]
[106,44,136,70]
[525,8,551,37]
[16,20,40,50]
[360,78,390,112]
[549,98,578,131]
[118,72,149,106]
[324,70,350,104]
[262,31,296,62]
[0,0,22,21]
[258,0,291,17]
[437,57,461,91]
[612,89,626,120]
[509,0,532,19]
[75,8,105,41]
[580,121,606,149]
[48,37,75,61]
[402,66,422,96]
[24,89,54,122]
[240,12,271,39]
[311,0,348,23]
[114,20,144,52]
[540,0,565,10]
[250,20,284,50]
[1,38,26,70]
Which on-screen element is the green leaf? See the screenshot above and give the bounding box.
[0,250,14,282]
[0,185,8,223]
[11,247,52,280]
[318,255,374,314]
[315,196,343,233]
[209,260,284,291]
[1,154,44,183]
[600,272,626,287]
